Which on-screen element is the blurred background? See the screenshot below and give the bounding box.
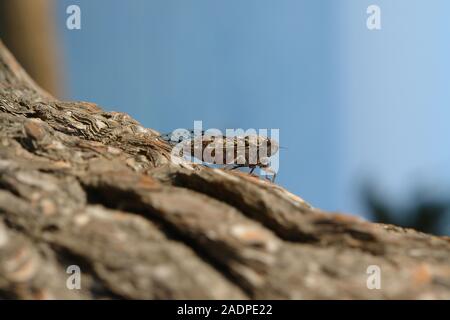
[1,0,449,235]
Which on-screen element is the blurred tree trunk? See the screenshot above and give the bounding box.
[0,39,449,299]
[0,0,62,97]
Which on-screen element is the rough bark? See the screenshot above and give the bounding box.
[0,40,449,300]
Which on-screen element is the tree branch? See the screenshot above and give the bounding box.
[0,39,449,299]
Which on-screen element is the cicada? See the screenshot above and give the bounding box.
[160,130,279,181]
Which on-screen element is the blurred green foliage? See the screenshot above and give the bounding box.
[363,184,449,236]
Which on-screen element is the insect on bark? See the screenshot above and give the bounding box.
[159,130,280,182]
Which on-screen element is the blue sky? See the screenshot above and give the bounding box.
[56,1,450,233]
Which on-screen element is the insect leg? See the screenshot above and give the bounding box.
[223,164,242,171]
[259,166,277,182]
